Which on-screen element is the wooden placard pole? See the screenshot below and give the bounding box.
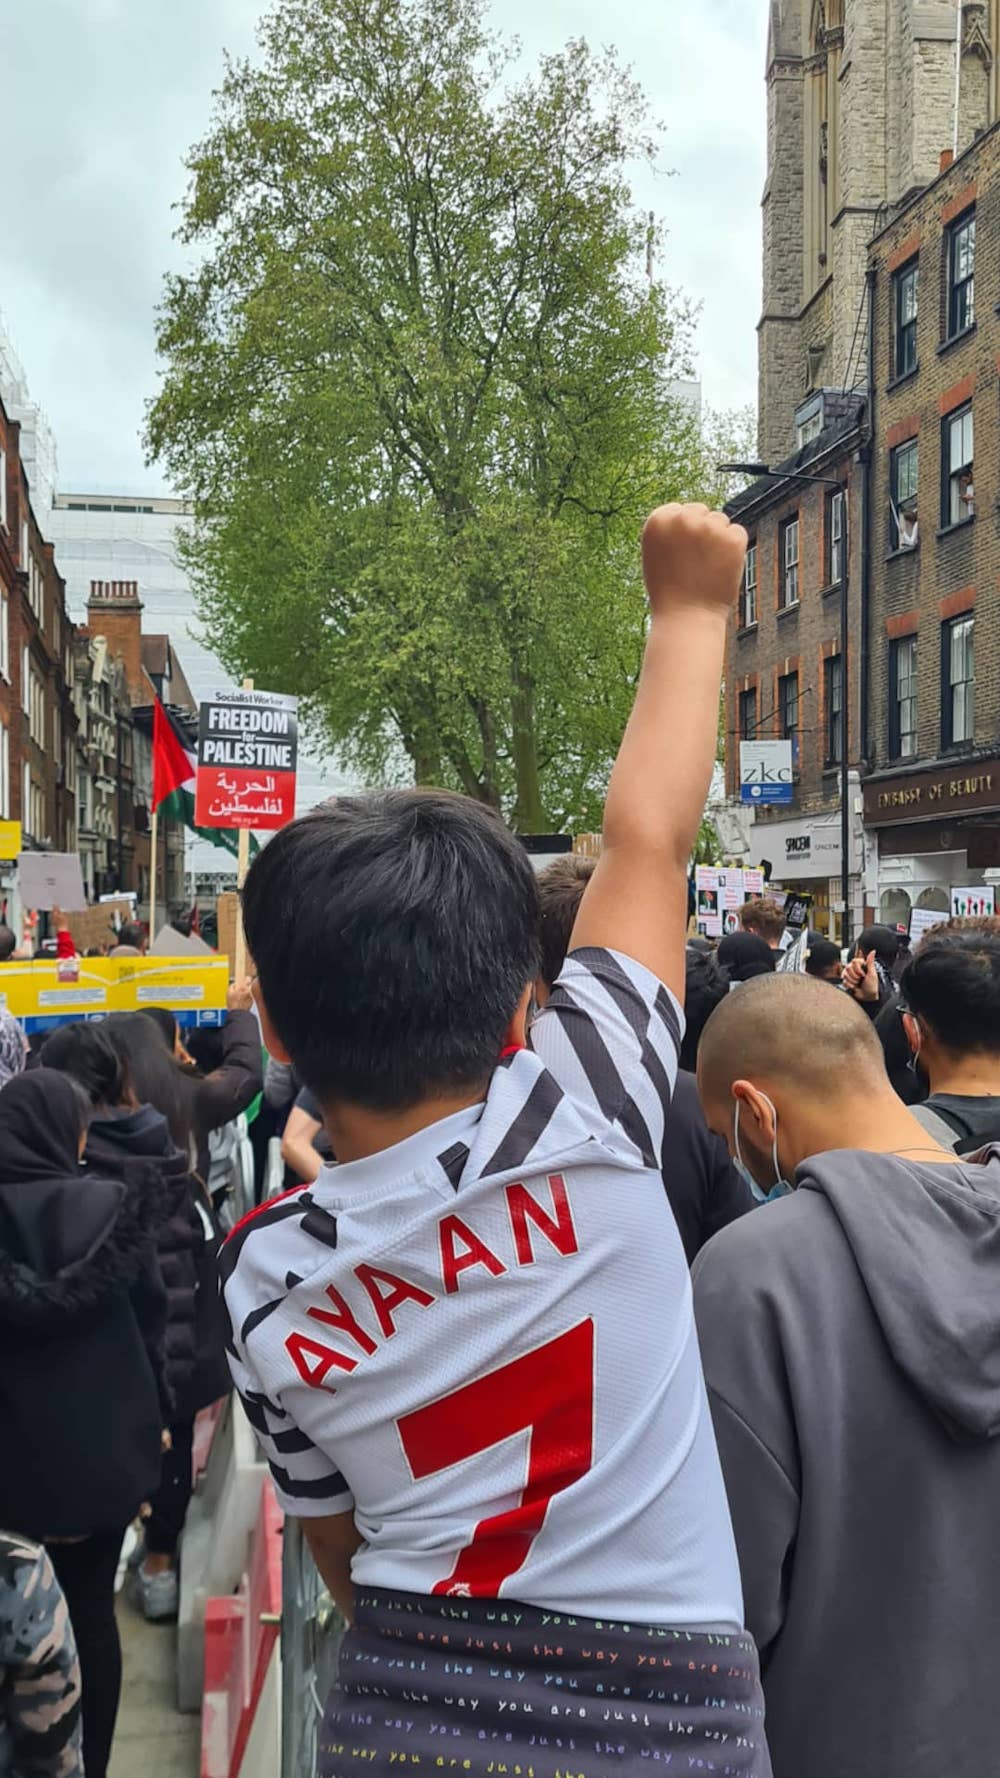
[233,677,253,983]
[149,804,159,940]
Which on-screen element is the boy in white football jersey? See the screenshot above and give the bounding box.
[224,504,771,1776]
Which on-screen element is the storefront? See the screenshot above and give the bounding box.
[863,758,1000,929]
[750,786,864,942]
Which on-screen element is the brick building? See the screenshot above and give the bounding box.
[863,125,1000,924]
[725,396,867,938]
[0,394,78,908]
[80,580,195,914]
[724,3,1000,941]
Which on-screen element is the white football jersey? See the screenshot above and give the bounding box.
[222,947,744,1628]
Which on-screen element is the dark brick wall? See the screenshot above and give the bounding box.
[869,125,1000,776]
[725,437,863,820]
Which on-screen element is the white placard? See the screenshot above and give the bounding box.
[17,852,86,913]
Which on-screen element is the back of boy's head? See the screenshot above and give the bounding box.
[242,791,541,1111]
[0,924,16,962]
[536,855,595,990]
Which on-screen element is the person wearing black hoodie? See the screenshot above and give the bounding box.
[0,1070,167,1778]
[40,1019,228,1623]
[694,972,1000,1778]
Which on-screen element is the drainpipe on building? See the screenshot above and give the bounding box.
[861,262,877,926]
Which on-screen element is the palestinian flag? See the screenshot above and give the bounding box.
[153,697,242,860]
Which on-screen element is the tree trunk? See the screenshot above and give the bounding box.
[511,667,544,832]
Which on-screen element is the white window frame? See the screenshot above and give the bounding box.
[781,517,800,608]
[741,543,758,628]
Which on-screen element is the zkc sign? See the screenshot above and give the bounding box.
[739,739,794,807]
[195,689,299,832]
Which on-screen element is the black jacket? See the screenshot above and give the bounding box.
[664,1071,754,1265]
[0,1169,166,1539]
[187,1010,262,1182]
[85,1105,199,1410]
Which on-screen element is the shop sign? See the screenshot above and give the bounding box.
[864,758,1000,827]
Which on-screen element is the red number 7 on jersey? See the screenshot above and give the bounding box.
[397,1320,595,1598]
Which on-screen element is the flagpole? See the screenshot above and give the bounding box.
[149,804,159,939]
[234,678,253,983]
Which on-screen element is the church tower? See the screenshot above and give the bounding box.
[759,0,998,462]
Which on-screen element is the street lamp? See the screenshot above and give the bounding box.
[718,461,853,951]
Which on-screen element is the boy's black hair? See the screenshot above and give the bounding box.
[40,1022,131,1108]
[117,920,145,950]
[0,925,17,962]
[241,791,541,1110]
[901,930,1000,1056]
[681,949,730,1071]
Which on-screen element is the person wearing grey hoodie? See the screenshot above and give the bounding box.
[692,971,1000,1778]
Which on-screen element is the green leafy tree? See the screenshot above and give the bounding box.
[146,0,704,830]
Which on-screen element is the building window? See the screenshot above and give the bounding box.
[21,647,29,717]
[22,763,31,838]
[827,489,846,585]
[942,404,974,527]
[778,670,800,767]
[947,210,975,339]
[0,448,6,532]
[825,654,843,765]
[942,613,974,749]
[893,259,919,378]
[890,438,919,549]
[889,635,918,761]
[741,542,758,628]
[739,686,758,741]
[28,557,44,624]
[780,517,799,608]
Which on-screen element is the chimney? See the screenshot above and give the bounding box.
[87,580,145,701]
[940,148,954,173]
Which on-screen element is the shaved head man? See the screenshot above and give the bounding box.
[697,973,937,1196]
[692,972,1000,1778]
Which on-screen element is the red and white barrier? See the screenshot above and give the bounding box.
[200,1479,283,1778]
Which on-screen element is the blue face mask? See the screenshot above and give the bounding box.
[734,1093,794,1205]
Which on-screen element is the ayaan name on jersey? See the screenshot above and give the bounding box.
[286,1173,577,1391]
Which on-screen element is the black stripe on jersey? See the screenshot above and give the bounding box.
[438,1141,470,1191]
[240,1389,287,1437]
[640,1030,674,1133]
[241,1295,286,1345]
[300,1205,340,1249]
[218,1192,315,1285]
[271,1426,320,1455]
[267,1461,349,1502]
[654,984,683,1052]
[481,1067,564,1176]
[574,947,649,1045]
[545,993,627,1123]
[616,1093,657,1171]
[285,1271,304,1290]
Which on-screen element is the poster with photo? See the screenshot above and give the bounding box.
[697,915,723,939]
[949,886,996,920]
[697,888,720,919]
[743,868,765,898]
[722,908,742,936]
[719,868,746,911]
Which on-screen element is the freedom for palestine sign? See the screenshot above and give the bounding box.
[195,689,299,832]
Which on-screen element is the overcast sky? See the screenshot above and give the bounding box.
[1,0,766,495]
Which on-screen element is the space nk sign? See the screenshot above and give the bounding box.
[739,739,794,806]
[195,689,299,831]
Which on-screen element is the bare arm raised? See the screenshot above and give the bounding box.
[568,503,746,1003]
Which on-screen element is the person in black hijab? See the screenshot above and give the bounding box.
[0,1070,167,1778]
[718,931,778,984]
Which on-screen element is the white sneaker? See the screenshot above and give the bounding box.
[134,1563,179,1622]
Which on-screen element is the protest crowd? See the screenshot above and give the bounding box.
[4,504,1000,1778]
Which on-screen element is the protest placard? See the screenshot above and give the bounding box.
[195,688,298,831]
[17,852,86,913]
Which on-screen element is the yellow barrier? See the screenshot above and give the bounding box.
[2,956,231,1030]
